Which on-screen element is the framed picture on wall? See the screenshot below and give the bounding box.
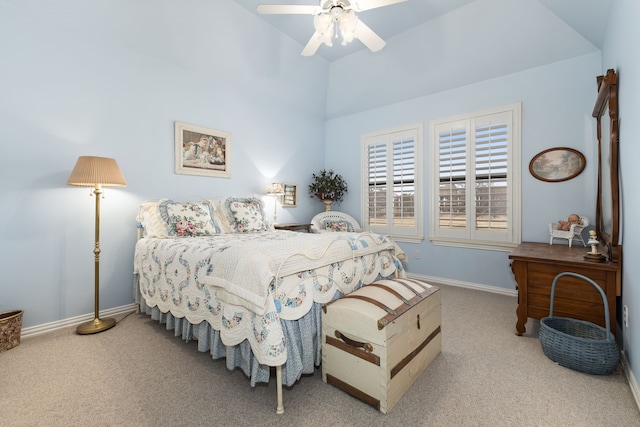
[175,121,231,178]
[282,183,297,207]
[529,147,586,182]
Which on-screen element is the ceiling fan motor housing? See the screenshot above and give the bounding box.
[322,0,351,12]
[330,6,345,21]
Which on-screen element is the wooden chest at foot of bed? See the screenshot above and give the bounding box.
[321,278,441,414]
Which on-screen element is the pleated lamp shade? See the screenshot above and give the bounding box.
[67,156,127,187]
[266,182,285,195]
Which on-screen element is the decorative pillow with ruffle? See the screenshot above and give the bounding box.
[224,196,269,233]
[137,199,170,238]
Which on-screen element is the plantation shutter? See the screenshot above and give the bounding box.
[430,104,520,247]
[392,134,416,228]
[362,123,423,241]
[367,142,387,227]
[474,120,508,232]
[438,122,467,234]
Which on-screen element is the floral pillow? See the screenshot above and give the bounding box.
[159,200,221,237]
[224,197,268,233]
[321,219,354,232]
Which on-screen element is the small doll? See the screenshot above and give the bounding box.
[557,213,581,231]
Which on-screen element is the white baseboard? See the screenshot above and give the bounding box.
[622,351,640,412]
[405,272,518,297]
[20,304,138,339]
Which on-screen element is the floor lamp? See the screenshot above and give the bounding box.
[266,183,285,225]
[67,156,127,335]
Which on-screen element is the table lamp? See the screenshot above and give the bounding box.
[267,183,285,225]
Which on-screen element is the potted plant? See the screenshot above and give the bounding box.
[308,169,348,211]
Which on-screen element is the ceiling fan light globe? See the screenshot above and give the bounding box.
[341,10,357,28]
[323,33,334,46]
[339,10,357,44]
[314,14,332,33]
[341,27,355,44]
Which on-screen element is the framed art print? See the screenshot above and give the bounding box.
[282,183,297,207]
[175,121,231,178]
[529,147,586,182]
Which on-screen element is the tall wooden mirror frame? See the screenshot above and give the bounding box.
[592,69,620,263]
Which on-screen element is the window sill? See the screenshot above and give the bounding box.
[429,237,519,252]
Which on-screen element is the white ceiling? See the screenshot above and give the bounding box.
[232,0,613,62]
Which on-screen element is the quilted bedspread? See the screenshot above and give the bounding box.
[134,230,406,366]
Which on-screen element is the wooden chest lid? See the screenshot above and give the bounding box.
[324,279,439,330]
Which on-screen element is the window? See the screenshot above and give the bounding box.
[361,123,423,242]
[430,104,521,249]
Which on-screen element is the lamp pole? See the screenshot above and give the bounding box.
[75,184,116,334]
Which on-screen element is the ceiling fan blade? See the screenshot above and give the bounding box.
[301,32,324,56]
[354,19,386,52]
[257,5,321,15]
[351,0,407,12]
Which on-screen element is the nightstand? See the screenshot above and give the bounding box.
[274,223,312,233]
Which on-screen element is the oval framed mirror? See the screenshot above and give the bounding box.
[592,69,620,263]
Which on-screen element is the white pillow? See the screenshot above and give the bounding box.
[137,199,170,238]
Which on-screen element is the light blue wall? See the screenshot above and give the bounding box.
[601,0,640,391]
[326,52,601,290]
[0,0,329,328]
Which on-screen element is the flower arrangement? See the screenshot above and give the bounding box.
[308,169,348,207]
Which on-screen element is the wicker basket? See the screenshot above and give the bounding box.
[0,310,24,352]
[539,272,619,375]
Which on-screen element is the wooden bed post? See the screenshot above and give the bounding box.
[276,365,284,414]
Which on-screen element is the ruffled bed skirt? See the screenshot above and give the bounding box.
[134,274,323,387]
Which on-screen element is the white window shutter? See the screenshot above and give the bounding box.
[362,123,423,242]
[430,104,521,249]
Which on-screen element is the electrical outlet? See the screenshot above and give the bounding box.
[623,305,629,328]
[415,250,421,259]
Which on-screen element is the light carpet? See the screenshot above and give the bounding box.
[1,284,638,426]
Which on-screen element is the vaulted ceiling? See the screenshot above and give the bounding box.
[233,0,613,62]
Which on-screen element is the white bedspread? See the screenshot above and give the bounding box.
[134,230,405,366]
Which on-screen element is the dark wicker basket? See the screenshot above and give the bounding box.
[0,310,24,352]
[539,272,619,375]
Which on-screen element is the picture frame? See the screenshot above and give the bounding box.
[529,147,586,182]
[282,183,297,207]
[175,121,231,178]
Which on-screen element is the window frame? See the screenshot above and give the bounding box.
[429,103,521,251]
[361,122,424,243]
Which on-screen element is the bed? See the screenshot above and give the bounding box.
[133,196,407,413]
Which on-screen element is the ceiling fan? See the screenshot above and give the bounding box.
[257,0,407,56]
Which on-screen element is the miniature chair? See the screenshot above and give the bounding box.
[549,216,589,247]
[310,211,362,233]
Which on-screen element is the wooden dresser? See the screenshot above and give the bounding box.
[273,223,312,232]
[509,242,621,336]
